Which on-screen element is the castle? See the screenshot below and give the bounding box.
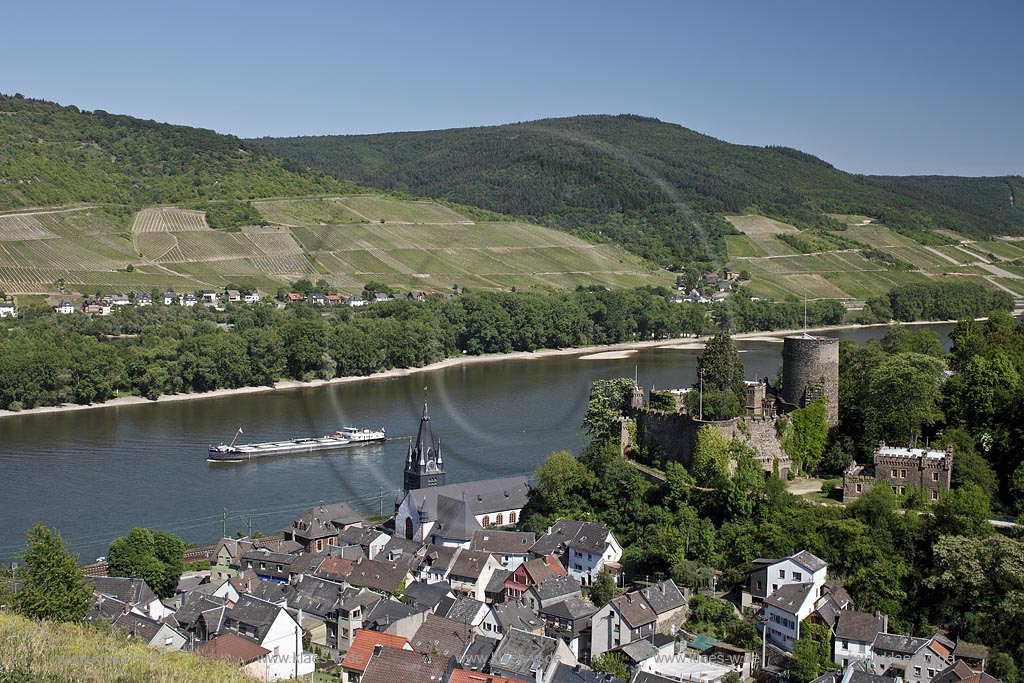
[842,442,954,503]
[619,334,841,479]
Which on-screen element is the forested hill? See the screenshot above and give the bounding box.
[255,115,1024,266]
[868,174,1024,227]
[0,93,360,216]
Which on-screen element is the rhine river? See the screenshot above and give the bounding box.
[0,324,954,565]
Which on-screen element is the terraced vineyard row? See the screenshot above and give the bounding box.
[0,213,60,241]
[132,208,210,233]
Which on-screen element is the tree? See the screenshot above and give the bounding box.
[692,425,731,487]
[695,333,746,418]
[531,450,598,518]
[782,400,829,473]
[933,483,994,538]
[582,378,636,442]
[790,621,835,682]
[592,652,629,680]
[864,352,946,445]
[107,527,185,599]
[590,568,617,606]
[12,523,92,622]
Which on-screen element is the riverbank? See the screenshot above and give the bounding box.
[0,319,963,420]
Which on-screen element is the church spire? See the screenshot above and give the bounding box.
[404,397,445,492]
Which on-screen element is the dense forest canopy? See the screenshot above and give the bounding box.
[255,115,1024,265]
[0,93,361,218]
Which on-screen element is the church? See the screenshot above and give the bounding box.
[394,400,532,546]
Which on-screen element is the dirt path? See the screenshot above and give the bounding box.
[979,263,1021,280]
[787,478,825,495]
[0,206,95,218]
[924,246,961,265]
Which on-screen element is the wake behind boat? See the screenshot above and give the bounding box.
[207,426,385,462]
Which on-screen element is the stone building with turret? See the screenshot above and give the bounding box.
[843,442,954,503]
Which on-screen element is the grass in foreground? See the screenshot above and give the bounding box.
[0,611,258,683]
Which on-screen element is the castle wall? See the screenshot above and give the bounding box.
[781,336,839,427]
[627,410,791,479]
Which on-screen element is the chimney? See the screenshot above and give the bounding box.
[372,644,383,658]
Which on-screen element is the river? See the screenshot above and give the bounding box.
[0,324,954,565]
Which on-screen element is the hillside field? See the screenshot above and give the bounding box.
[0,196,672,297]
[726,214,1024,301]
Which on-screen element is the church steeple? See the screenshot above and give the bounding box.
[404,399,445,492]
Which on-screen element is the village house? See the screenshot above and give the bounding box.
[194,632,272,679]
[106,293,131,306]
[134,291,153,306]
[239,547,302,584]
[160,290,177,305]
[199,290,220,304]
[346,295,367,307]
[336,586,383,648]
[505,555,566,601]
[639,579,688,630]
[82,299,111,316]
[590,591,657,661]
[409,612,471,659]
[448,549,504,601]
[345,557,412,596]
[340,629,412,683]
[530,520,622,586]
[337,526,389,560]
[285,502,364,552]
[844,442,954,503]
[472,530,536,571]
[307,292,327,305]
[834,610,888,667]
[243,290,261,303]
[218,594,314,680]
[442,595,490,632]
[482,601,545,640]
[418,544,460,584]
[112,611,187,651]
[764,581,827,652]
[743,549,828,609]
[0,300,16,318]
[869,632,957,683]
[54,299,75,314]
[359,645,448,683]
[85,576,170,622]
[225,289,241,302]
[539,594,597,661]
[179,292,198,307]
[285,576,344,648]
[490,628,578,683]
[285,292,303,303]
[933,660,1003,683]
[526,574,582,613]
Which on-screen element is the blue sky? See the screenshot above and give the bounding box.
[3,0,1021,175]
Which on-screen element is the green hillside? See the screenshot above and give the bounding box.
[0,95,669,296]
[0,197,671,296]
[254,115,1024,269]
[868,174,1024,227]
[0,92,358,216]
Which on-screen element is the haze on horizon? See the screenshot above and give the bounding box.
[4,0,1022,177]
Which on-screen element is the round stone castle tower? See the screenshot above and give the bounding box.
[781,335,839,427]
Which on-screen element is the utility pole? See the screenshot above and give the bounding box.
[379,487,384,518]
[699,367,705,421]
[222,508,227,539]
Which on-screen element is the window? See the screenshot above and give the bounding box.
[891,469,898,478]
[316,539,323,552]
[900,469,908,478]
[932,472,939,482]
[929,670,935,678]
[483,515,490,527]
[793,572,802,581]
[164,636,173,646]
[855,483,863,493]
[914,667,921,677]
[898,486,906,495]
[260,562,266,570]
[756,580,763,590]
[931,490,938,501]
[779,570,786,579]
[509,512,516,524]
[496,513,504,525]
[841,640,848,650]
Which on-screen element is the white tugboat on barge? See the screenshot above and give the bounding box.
[208,426,385,462]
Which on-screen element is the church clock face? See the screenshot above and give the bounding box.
[426,458,437,472]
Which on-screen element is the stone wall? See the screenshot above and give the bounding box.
[624,410,791,479]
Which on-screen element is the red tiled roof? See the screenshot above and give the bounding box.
[448,669,523,683]
[194,633,269,665]
[317,557,354,578]
[341,630,412,674]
